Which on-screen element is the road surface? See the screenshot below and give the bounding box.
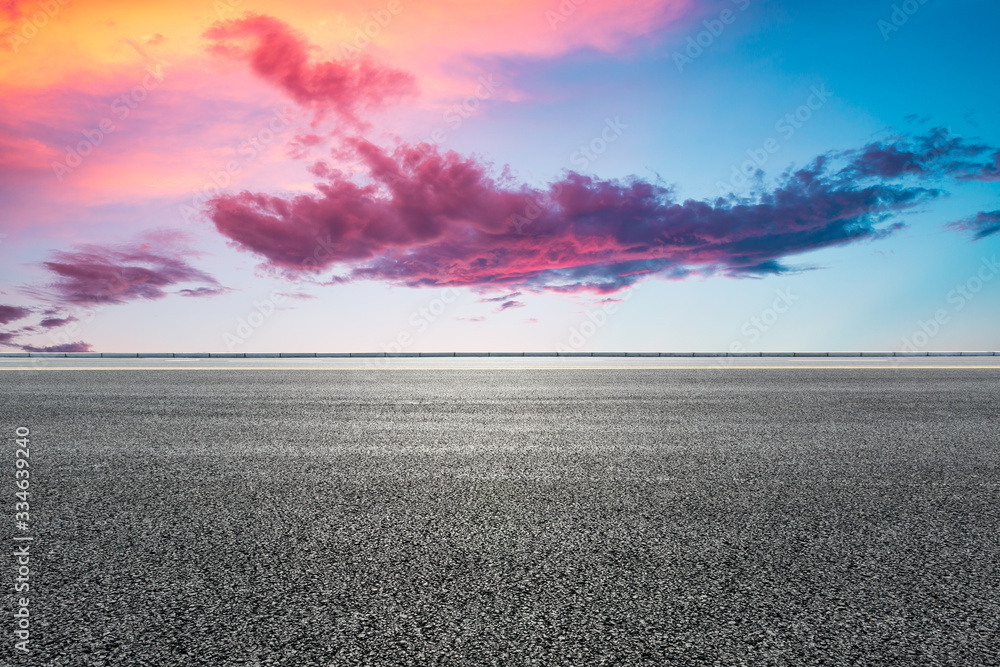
[1,359,998,665]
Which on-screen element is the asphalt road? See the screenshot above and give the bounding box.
[2,364,999,665]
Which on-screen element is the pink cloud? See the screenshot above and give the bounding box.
[0,304,31,325]
[26,230,228,306]
[286,133,327,159]
[205,133,972,293]
[0,0,21,19]
[5,230,229,352]
[203,13,414,123]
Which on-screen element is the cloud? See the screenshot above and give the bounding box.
[948,210,1000,240]
[276,291,317,300]
[841,128,998,180]
[287,133,327,159]
[0,304,31,325]
[206,132,974,293]
[20,342,93,353]
[177,286,231,298]
[27,230,227,306]
[38,315,76,329]
[456,316,485,322]
[203,13,414,123]
[496,300,525,311]
[480,291,522,303]
[959,150,1000,183]
[0,0,22,20]
[6,231,227,352]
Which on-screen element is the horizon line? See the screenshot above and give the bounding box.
[1,351,997,359]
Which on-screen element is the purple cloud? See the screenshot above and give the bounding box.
[959,150,1000,182]
[0,304,31,325]
[480,292,523,303]
[28,230,226,306]
[948,210,1000,240]
[21,342,93,353]
[38,315,76,329]
[207,135,948,293]
[842,128,998,181]
[178,286,232,298]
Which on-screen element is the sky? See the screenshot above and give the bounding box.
[0,0,997,353]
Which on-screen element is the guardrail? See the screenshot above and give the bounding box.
[0,352,996,359]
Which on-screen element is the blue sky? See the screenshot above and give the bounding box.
[0,0,997,352]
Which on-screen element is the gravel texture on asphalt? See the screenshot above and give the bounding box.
[1,367,999,666]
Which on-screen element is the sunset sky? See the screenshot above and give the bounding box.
[1,0,998,352]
